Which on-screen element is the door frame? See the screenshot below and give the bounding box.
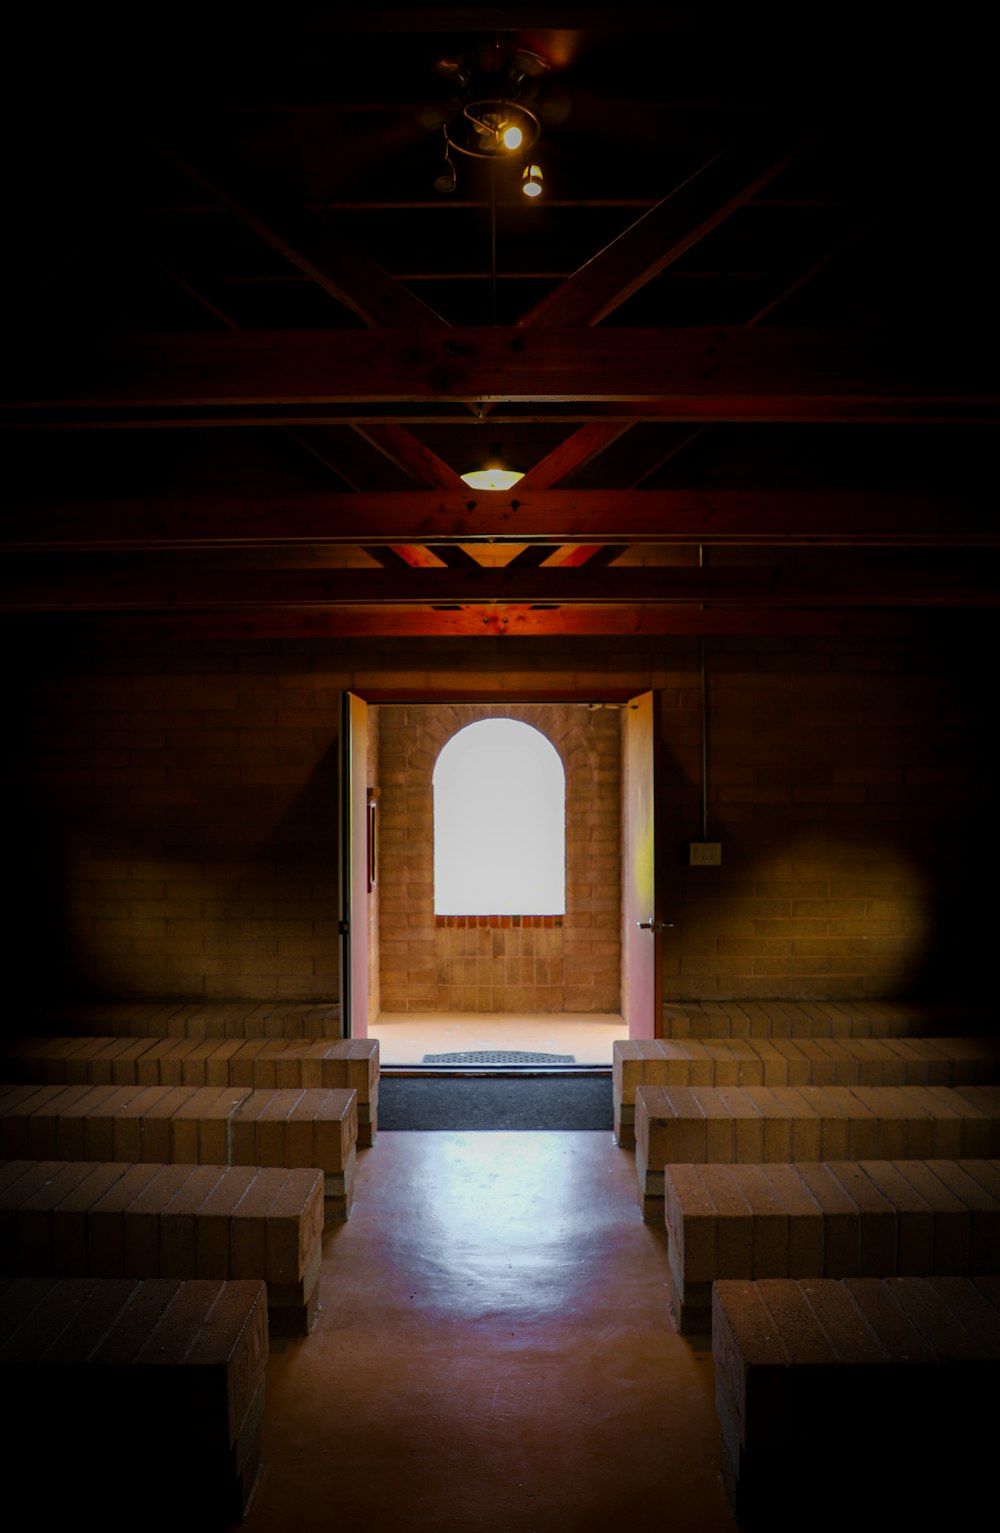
[341,686,662,1041]
[620,690,664,1040]
[338,691,370,1038]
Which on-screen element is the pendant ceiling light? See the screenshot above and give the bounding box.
[434,42,548,196]
[446,98,541,161]
[521,163,543,197]
[439,41,540,492]
[459,442,525,492]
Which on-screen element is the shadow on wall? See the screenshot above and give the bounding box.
[1,806,81,1009]
[656,627,1000,1006]
[4,729,342,1010]
[257,741,340,871]
[659,760,998,1004]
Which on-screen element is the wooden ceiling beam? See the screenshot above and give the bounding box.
[8,608,951,640]
[156,138,483,472]
[14,328,990,414]
[352,423,465,490]
[158,143,448,331]
[478,132,805,449]
[306,8,682,33]
[518,421,633,489]
[154,257,454,501]
[5,490,992,551]
[517,132,812,328]
[3,563,997,610]
[10,402,991,429]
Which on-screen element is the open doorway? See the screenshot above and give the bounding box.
[361,699,639,1066]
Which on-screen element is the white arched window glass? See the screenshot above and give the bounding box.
[433,719,566,915]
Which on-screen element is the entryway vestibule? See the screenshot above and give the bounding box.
[339,691,663,1066]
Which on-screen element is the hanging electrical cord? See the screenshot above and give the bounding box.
[700,636,709,841]
[489,159,498,325]
[699,543,709,841]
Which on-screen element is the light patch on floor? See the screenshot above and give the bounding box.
[371,1012,625,1065]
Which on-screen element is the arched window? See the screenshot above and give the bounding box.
[433,719,565,915]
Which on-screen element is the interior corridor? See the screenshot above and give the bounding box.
[233,1128,738,1533]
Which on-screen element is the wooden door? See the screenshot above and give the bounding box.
[338,691,370,1038]
[621,690,663,1039]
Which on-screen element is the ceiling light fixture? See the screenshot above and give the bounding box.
[521,163,543,198]
[459,442,525,492]
[434,42,548,196]
[434,125,457,193]
[448,99,540,161]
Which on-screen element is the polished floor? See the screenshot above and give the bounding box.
[370,1012,625,1066]
[234,1129,739,1533]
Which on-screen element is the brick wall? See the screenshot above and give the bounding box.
[2,625,994,1013]
[376,702,621,1013]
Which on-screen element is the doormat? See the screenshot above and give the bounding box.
[421,1050,576,1065]
[377,1072,613,1131]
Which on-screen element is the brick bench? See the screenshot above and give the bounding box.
[0,1274,268,1528]
[0,1158,325,1335]
[635,1083,1000,1219]
[713,1276,1000,1529]
[0,1082,358,1220]
[664,1158,1000,1334]
[0,1035,380,1147]
[613,1036,1000,1148]
[31,1000,342,1039]
[659,999,989,1040]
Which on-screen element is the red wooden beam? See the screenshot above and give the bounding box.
[5,490,993,550]
[518,133,811,328]
[16,329,988,414]
[13,606,944,639]
[2,563,996,610]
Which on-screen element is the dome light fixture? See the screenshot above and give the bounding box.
[459,442,525,492]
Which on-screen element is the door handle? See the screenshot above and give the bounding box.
[637,919,672,931]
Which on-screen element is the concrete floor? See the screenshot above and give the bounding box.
[233,1128,739,1533]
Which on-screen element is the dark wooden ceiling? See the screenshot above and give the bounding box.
[3,6,998,638]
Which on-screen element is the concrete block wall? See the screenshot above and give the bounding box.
[5,641,343,1004]
[2,626,994,1014]
[376,702,621,1013]
[660,632,995,1002]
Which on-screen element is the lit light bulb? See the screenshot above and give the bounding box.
[460,464,525,491]
[459,443,525,492]
[502,124,523,150]
[522,163,543,197]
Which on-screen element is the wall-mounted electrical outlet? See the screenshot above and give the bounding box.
[689,841,722,865]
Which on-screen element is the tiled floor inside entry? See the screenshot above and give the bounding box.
[232,1129,738,1533]
[370,1012,625,1066]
